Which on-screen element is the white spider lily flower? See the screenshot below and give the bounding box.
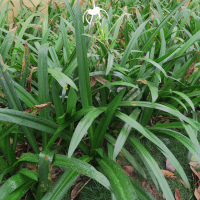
[83,1,109,26]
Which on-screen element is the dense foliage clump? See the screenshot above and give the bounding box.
[0,0,200,199]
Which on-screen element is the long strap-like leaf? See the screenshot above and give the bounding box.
[0,55,39,153]
[92,89,126,151]
[20,41,30,89]
[97,155,138,200]
[38,43,50,149]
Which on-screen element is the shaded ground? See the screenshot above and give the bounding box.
[64,135,195,200]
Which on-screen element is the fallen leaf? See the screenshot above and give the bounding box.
[71,179,91,200]
[142,181,146,189]
[166,159,175,172]
[183,51,199,81]
[180,179,188,188]
[71,182,82,200]
[24,102,52,115]
[161,170,177,179]
[175,187,182,200]
[28,67,38,92]
[189,162,200,168]
[90,77,96,87]
[52,178,58,185]
[151,12,154,22]
[190,166,200,179]
[162,193,166,199]
[116,160,120,164]
[195,188,200,200]
[122,166,134,176]
[119,152,124,157]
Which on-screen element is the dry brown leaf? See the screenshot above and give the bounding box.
[24,102,52,115]
[166,159,175,172]
[119,152,124,157]
[116,160,120,164]
[28,67,38,92]
[175,187,182,200]
[71,179,91,200]
[122,166,134,176]
[195,188,200,200]
[52,177,58,185]
[189,162,200,168]
[184,51,199,81]
[94,75,110,85]
[161,170,177,179]
[190,166,200,179]
[151,12,154,22]
[142,181,146,189]
[71,182,82,200]
[90,77,96,87]
[180,179,188,188]
[162,193,166,199]
[184,0,190,7]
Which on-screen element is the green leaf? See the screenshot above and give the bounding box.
[0,108,57,135]
[46,107,98,151]
[116,111,190,188]
[18,168,38,181]
[0,156,8,172]
[67,87,77,115]
[4,180,36,200]
[137,79,158,103]
[42,169,79,200]
[53,154,111,190]
[175,30,200,57]
[105,134,146,179]
[14,81,39,107]
[60,16,70,61]
[38,43,49,149]
[51,80,64,119]
[106,53,115,75]
[96,155,138,200]
[162,96,188,112]
[48,68,78,91]
[0,55,22,110]
[0,56,39,153]
[136,57,167,77]
[113,108,140,160]
[129,138,174,200]
[68,108,104,158]
[119,101,199,130]
[122,88,140,101]
[12,14,38,63]
[0,28,16,62]
[63,0,75,22]
[13,153,39,168]
[130,179,156,200]
[0,173,31,199]
[0,123,18,141]
[94,81,138,93]
[75,1,92,107]
[148,127,200,165]
[171,91,195,112]
[140,0,189,54]
[39,148,56,192]
[20,41,30,89]
[70,0,96,148]
[120,20,149,68]
[92,89,126,151]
